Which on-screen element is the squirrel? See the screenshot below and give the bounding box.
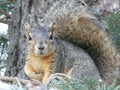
[24,23,101,83]
[24,24,56,83]
[24,0,120,84]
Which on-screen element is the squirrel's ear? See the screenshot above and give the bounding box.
[25,23,32,40]
[49,23,56,33]
[73,16,88,27]
[74,16,87,23]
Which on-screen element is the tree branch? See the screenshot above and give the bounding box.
[0,1,14,5]
[0,82,23,90]
[0,76,40,86]
[0,33,9,41]
[0,65,7,69]
[0,9,10,18]
[0,18,9,24]
[0,59,7,62]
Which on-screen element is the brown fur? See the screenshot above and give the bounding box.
[24,25,55,83]
[42,0,120,84]
[24,0,120,84]
[53,16,120,84]
[24,52,53,82]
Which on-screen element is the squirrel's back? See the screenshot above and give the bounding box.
[42,0,120,84]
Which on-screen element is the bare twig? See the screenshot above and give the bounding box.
[0,34,9,41]
[0,59,7,62]
[0,76,40,87]
[0,82,24,90]
[0,1,14,5]
[0,9,10,18]
[44,73,71,85]
[98,0,106,12]
[0,18,9,24]
[79,0,87,6]
[14,77,23,89]
[0,65,7,69]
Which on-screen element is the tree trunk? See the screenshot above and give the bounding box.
[5,0,57,79]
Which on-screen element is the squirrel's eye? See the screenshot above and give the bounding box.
[28,35,32,41]
[49,34,53,40]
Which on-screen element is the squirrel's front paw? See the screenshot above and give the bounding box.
[30,72,44,82]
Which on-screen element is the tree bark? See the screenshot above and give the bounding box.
[5,0,59,79]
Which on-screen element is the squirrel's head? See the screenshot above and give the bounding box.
[25,23,56,57]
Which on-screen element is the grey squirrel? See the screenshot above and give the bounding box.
[24,23,100,83]
[24,0,120,84]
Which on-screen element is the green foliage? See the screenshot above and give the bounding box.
[47,74,120,90]
[0,34,8,75]
[11,78,26,90]
[98,83,120,90]
[104,12,120,52]
[0,34,8,58]
[0,34,8,55]
[0,0,15,16]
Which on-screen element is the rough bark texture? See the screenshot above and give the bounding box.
[5,0,63,79]
[5,0,27,78]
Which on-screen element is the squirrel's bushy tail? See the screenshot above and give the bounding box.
[54,16,120,84]
[43,0,120,84]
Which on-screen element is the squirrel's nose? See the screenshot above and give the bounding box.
[38,46,45,50]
